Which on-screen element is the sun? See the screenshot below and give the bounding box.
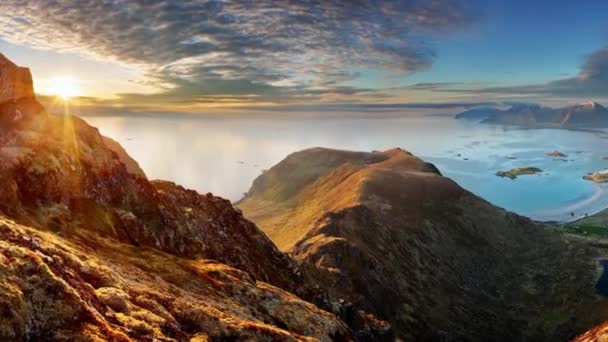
[48,77,82,99]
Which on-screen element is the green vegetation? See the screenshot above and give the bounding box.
[564,224,608,238]
[496,167,543,179]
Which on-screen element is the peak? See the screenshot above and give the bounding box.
[570,101,605,109]
[382,147,412,156]
[0,53,35,104]
[580,101,602,108]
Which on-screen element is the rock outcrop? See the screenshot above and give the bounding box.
[0,216,351,341]
[101,135,147,177]
[238,147,608,341]
[572,321,608,342]
[0,54,392,340]
[0,53,34,104]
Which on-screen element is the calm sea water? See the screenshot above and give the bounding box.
[85,114,608,222]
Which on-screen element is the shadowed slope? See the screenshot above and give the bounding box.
[239,147,608,341]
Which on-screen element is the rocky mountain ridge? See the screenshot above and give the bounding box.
[238,147,608,341]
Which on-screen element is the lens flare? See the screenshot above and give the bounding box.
[48,77,82,99]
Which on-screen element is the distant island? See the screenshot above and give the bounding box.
[455,102,608,128]
[584,170,608,183]
[496,166,543,179]
[547,150,567,158]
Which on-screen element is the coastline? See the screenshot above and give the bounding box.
[525,183,608,222]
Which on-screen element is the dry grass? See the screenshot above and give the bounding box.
[0,216,349,341]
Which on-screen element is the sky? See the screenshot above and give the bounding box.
[0,0,607,114]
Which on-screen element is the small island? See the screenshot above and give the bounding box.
[496,167,543,180]
[583,170,608,183]
[547,150,567,158]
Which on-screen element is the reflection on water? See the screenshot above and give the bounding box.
[85,114,608,222]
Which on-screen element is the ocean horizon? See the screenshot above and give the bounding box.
[85,112,608,223]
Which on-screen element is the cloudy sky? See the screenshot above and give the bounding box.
[0,0,607,114]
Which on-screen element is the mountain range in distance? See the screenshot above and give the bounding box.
[455,102,608,127]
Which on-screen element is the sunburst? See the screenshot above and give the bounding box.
[48,77,82,99]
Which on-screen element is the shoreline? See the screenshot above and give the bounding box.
[525,183,608,223]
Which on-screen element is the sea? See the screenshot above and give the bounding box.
[85,113,608,222]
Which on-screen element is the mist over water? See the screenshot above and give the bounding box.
[86,114,608,222]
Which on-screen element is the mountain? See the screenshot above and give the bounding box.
[558,101,608,126]
[479,102,608,127]
[238,147,607,341]
[481,103,560,126]
[0,54,392,340]
[453,106,503,121]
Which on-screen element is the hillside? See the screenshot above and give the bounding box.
[0,54,395,340]
[480,103,560,126]
[238,147,608,341]
[559,102,608,126]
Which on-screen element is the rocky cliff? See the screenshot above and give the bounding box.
[0,53,34,104]
[238,147,608,341]
[0,55,394,341]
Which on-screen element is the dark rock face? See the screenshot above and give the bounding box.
[239,147,607,341]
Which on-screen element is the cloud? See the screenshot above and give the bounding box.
[438,46,608,100]
[235,101,503,112]
[580,47,608,81]
[0,0,475,106]
[406,82,462,90]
